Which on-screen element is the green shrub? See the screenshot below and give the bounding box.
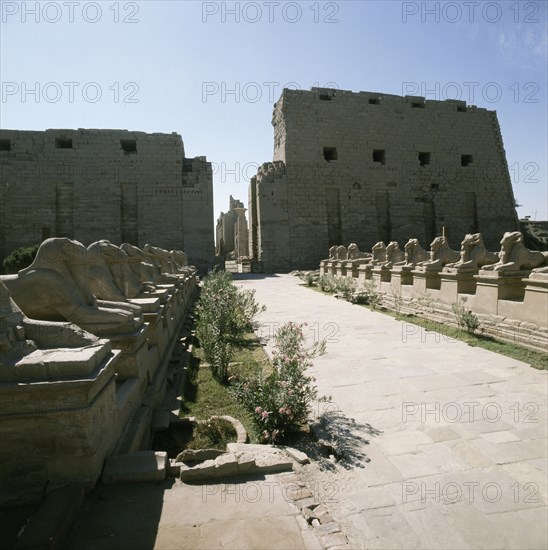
[233,322,325,443]
[2,244,39,274]
[351,279,381,308]
[318,274,337,293]
[334,276,355,301]
[452,297,480,335]
[300,272,316,287]
[196,269,265,384]
[187,418,237,450]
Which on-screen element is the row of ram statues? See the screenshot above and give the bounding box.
[1,238,197,493]
[327,232,548,274]
[1,238,194,339]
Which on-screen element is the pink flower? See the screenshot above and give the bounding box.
[255,406,262,414]
[261,411,270,420]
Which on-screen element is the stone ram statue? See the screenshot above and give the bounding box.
[370,242,387,265]
[402,238,430,266]
[417,236,460,271]
[1,280,100,381]
[384,241,405,268]
[335,245,348,260]
[87,240,141,301]
[444,233,498,271]
[482,231,548,272]
[1,238,141,335]
[347,243,371,261]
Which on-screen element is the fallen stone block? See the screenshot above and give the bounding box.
[176,448,225,463]
[315,521,342,536]
[180,459,216,481]
[285,447,310,464]
[301,507,316,524]
[214,453,239,476]
[254,451,293,474]
[235,451,256,472]
[102,451,167,484]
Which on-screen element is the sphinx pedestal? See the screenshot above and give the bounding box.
[0,341,121,496]
[391,266,414,298]
[474,270,529,316]
[357,264,373,283]
[439,270,478,305]
[522,272,548,328]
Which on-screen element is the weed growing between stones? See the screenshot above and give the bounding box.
[187,418,237,451]
[452,296,480,335]
[299,272,317,286]
[318,274,337,293]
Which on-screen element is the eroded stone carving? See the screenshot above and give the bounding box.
[120,243,156,285]
[417,236,460,271]
[347,243,371,261]
[143,244,181,281]
[87,240,140,301]
[335,245,347,260]
[1,238,140,335]
[170,250,189,272]
[370,242,387,265]
[328,246,337,260]
[0,280,101,381]
[444,233,498,271]
[384,241,405,268]
[482,231,548,272]
[402,238,429,266]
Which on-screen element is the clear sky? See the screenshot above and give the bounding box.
[1,0,547,224]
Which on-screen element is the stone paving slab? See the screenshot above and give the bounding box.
[235,274,548,550]
[64,474,316,550]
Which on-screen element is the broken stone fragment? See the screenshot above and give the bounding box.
[285,447,310,464]
[175,448,225,463]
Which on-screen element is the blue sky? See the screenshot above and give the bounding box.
[2,0,547,222]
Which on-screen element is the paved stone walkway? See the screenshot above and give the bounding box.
[236,274,548,550]
[64,474,318,550]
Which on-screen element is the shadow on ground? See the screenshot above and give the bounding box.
[64,479,175,550]
[289,411,382,472]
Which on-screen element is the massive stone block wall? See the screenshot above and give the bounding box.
[0,129,214,271]
[249,88,519,271]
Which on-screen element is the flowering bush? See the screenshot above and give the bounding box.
[196,269,265,383]
[233,322,326,443]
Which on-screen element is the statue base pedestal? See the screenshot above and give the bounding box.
[0,342,121,491]
[439,270,478,304]
[357,264,373,283]
[335,261,347,277]
[522,272,548,328]
[474,270,530,315]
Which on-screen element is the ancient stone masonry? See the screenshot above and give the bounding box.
[249,88,519,271]
[319,231,548,350]
[0,238,198,502]
[0,129,215,272]
[215,195,249,260]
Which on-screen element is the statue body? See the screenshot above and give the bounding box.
[483,231,548,272]
[1,238,140,335]
[444,233,498,272]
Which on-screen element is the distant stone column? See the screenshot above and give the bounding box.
[234,207,249,259]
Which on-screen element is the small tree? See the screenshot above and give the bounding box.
[2,244,39,274]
